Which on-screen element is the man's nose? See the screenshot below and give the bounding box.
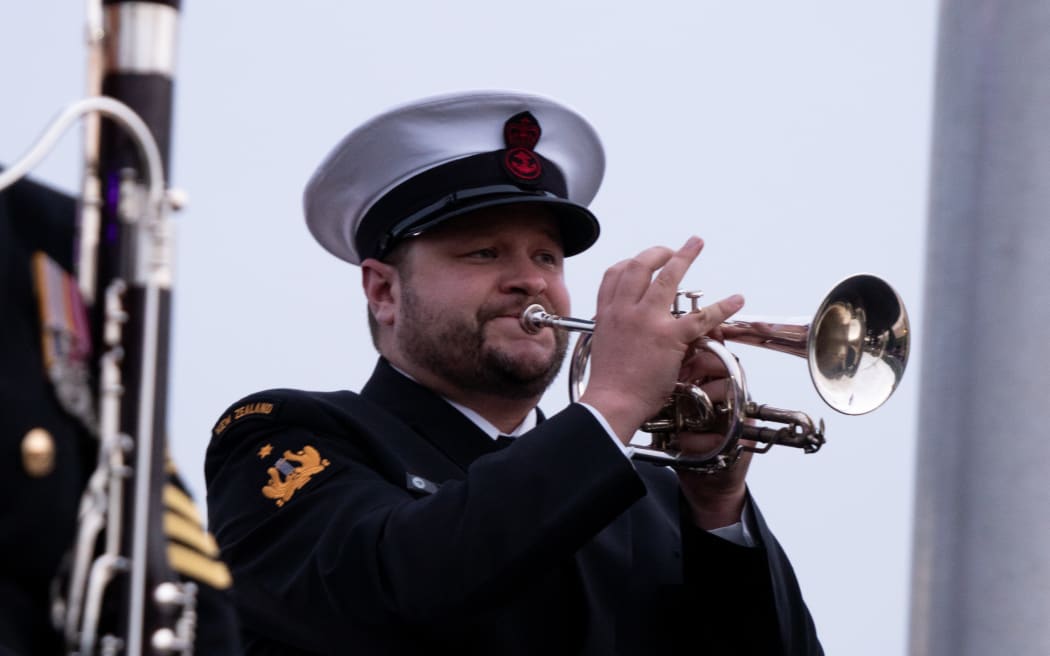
[500,258,548,297]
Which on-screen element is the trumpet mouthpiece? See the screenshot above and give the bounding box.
[520,304,549,334]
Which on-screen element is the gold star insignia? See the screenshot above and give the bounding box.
[257,444,273,459]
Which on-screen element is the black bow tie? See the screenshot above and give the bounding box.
[495,434,515,448]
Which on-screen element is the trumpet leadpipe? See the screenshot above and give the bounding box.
[520,304,596,335]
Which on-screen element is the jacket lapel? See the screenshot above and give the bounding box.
[360,358,500,473]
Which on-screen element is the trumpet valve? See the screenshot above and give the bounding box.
[673,290,705,316]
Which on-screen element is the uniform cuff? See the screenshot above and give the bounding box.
[575,402,635,461]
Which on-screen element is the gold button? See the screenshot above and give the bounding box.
[22,428,56,478]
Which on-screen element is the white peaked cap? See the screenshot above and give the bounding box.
[303,90,606,264]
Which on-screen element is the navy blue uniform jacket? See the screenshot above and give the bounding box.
[205,358,822,655]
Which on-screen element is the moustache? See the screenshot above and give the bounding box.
[477,299,550,326]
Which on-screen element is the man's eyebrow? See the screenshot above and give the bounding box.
[539,227,564,246]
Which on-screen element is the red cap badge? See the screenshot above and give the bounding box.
[502,112,542,183]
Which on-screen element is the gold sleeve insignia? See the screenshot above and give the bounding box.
[257,443,273,459]
[168,543,233,591]
[162,482,232,590]
[164,483,203,526]
[262,445,331,507]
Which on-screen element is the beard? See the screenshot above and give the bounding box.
[396,285,568,400]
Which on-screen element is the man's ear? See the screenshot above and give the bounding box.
[361,258,399,328]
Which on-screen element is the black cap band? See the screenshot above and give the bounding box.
[356,149,570,261]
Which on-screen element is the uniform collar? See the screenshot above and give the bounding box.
[443,399,537,440]
[387,362,538,440]
[361,358,537,471]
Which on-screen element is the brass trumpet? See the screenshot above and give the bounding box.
[520,274,910,473]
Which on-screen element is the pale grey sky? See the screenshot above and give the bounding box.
[3,3,937,654]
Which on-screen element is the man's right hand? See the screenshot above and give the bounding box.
[577,236,744,444]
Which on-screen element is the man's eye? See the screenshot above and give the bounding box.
[467,248,498,259]
[535,252,560,267]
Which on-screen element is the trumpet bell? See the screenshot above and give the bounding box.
[808,274,910,415]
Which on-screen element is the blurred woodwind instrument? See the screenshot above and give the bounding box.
[521,274,910,474]
[72,1,194,652]
[0,0,196,653]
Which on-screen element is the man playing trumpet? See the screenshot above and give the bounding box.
[205,91,822,655]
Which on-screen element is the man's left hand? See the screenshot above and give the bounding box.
[673,348,753,531]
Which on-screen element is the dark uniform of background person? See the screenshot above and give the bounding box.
[205,91,824,655]
[0,171,241,654]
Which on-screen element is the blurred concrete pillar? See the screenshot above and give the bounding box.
[910,2,1050,655]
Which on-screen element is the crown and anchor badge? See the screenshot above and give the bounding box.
[502,111,543,184]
